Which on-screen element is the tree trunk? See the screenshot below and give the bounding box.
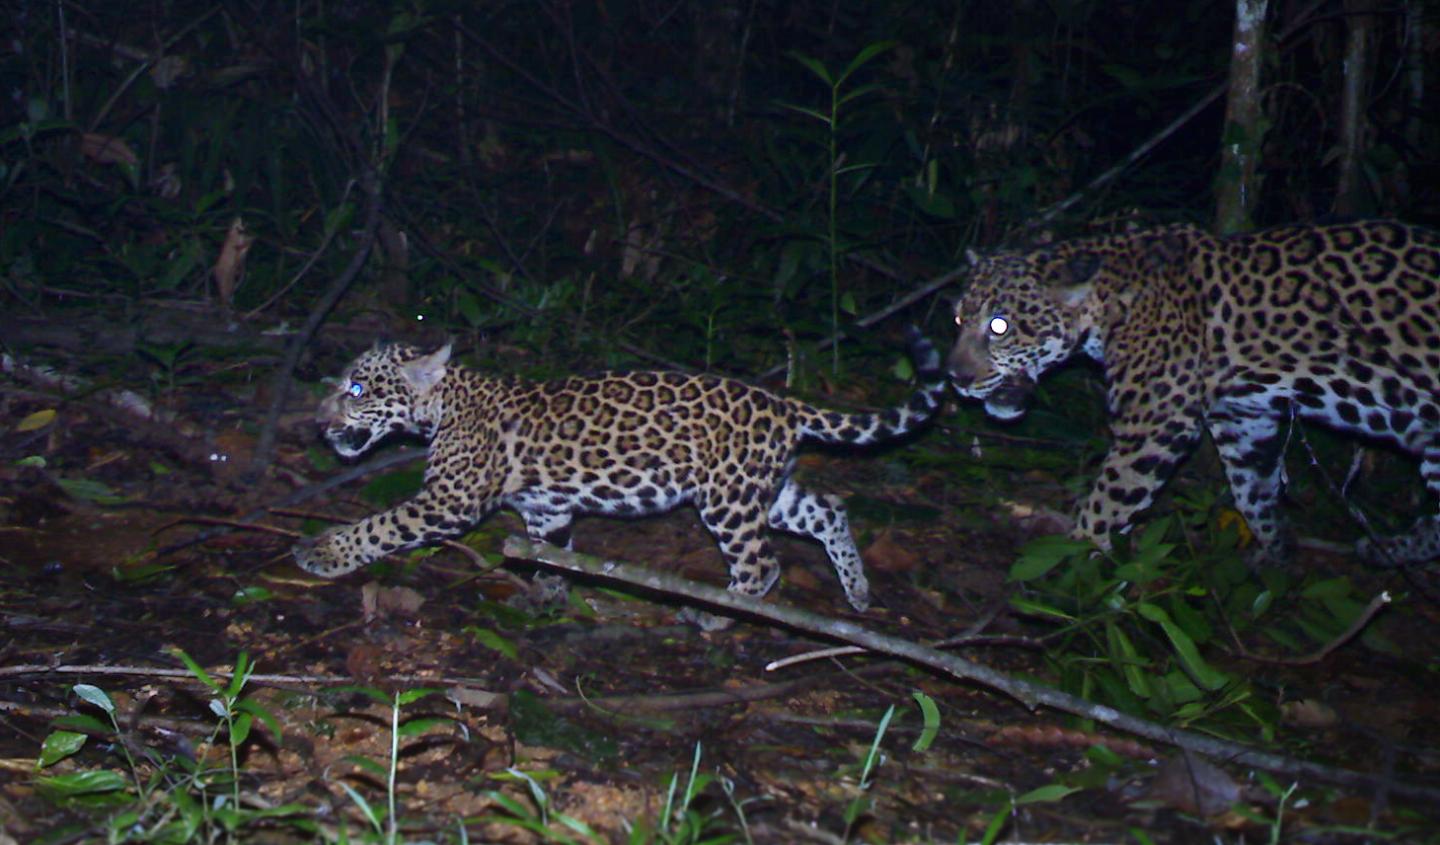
[1333,0,1376,217]
[1214,0,1270,235]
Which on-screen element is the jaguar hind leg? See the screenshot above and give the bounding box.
[516,505,574,607]
[681,496,785,630]
[767,477,871,611]
[1357,444,1440,566]
[1207,405,1294,566]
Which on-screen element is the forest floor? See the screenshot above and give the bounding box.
[3,318,1440,844]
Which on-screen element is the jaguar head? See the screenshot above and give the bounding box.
[947,247,1098,421]
[315,343,451,458]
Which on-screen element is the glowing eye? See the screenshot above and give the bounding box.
[988,316,1010,337]
[348,382,364,398]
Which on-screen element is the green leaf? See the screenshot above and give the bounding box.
[839,291,858,315]
[1010,535,1092,581]
[231,712,253,746]
[38,731,88,768]
[337,782,383,833]
[905,184,956,219]
[1009,597,1075,621]
[361,468,425,508]
[837,40,897,85]
[1106,623,1152,698]
[1136,602,1228,690]
[172,648,217,691]
[787,52,833,86]
[232,585,273,605]
[50,714,111,735]
[554,812,605,841]
[398,716,454,738]
[397,687,444,707]
[235,699,282,745]
[1300,577,1353,601]
[55,478,126,505]
[466,627,519,660]
[16,409,57,432]
[36,769,128,799]
[911,691,940,752]
[72,684,115,715]
[777,102,831,125]
[1014,783,1082,804]
[225,651,251,698]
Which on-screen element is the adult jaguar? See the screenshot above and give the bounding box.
[294,331,945,624]
[948,220,1440,565]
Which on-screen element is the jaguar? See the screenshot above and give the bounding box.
[948,220,1440,565]
[294,331,945,623]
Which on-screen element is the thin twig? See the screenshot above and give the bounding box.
[502,535,1440,803]
[155,446,424,557]
[246,169,384,482]
[244,180,357,318]
[1223,591,1392,666]
[765,600,1013,671]
[0,663,495,690]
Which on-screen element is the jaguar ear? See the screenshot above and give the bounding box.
[1143,231,1190,273]
[403,343,451,392]
[1055,283,1092,310]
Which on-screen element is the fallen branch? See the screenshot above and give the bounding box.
[0,663,496,692]
[502,535,1440,803]
[1224,590,1391,666]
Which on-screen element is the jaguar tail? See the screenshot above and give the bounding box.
[796,326,946,446]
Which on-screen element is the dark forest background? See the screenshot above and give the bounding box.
[4,0,1436,378]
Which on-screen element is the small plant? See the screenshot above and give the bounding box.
[781,41,895,375]
[840,704,894,842]
[137,341,200,404]
[481,767,605,844]
[327,686,457,845]
[1008,506,1392,735]
[35,650,304,843]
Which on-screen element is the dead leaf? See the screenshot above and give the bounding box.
[361,582,426,622]
[16,409,56,432]
[446,686,505,711]
[149,54,187,89]
[345,643,384,686]
[861,528,920,573]
[80,132,138,167]
[1143,752,1241,817]
[212,217,254,308]
[1280,698,1339,729]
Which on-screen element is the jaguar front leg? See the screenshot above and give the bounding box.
[1357,439,1440,566]
[1074,410,1205,550]
[514,501,575,606]
[294,487,494,577]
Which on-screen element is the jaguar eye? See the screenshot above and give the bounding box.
[988,316,1010,337]
[348,382,364,398]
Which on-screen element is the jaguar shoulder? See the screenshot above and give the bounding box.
[949,220,1440,565]
[294,331,946,627]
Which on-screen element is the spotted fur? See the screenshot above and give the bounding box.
[949,221,1440,565]
[294,330,945,620]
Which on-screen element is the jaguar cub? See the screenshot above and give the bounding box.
[294,331,945,620]
[949,220,1440,565]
